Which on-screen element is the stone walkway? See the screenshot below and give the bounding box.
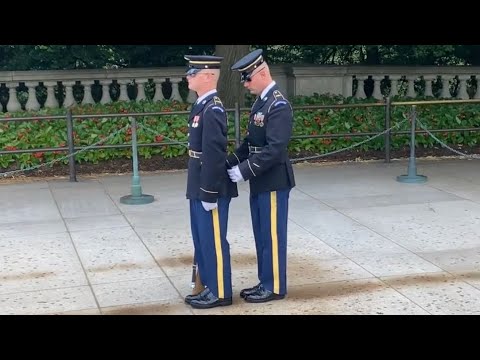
[1,157,480,315]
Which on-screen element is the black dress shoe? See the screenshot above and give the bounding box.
[244,287,285,303]
[185,287,209,304]
[240,283,262,299]
[189,288,233,309]
[185,293,202,305]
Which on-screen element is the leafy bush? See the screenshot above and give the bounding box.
[1,94,480,171]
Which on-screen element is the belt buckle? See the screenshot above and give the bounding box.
[249,146,261,154]
[189,150,201,159]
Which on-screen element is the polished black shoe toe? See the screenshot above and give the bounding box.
[244,287,285,303]
[185,287,209,305]
[240,283,262,299]
[189,288,233,309]
[184,293,201,305]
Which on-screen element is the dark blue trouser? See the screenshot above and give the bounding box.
[249,189,290,296]
[189,197,232,299]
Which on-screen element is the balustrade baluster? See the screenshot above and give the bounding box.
[82,81,95,104]
[63,81,76,107]
[152,78,165,102]
[100,80,112,104]
[6,83,21,112]
[44,81,59,109]
[170,78,183,101]
[25,81,40,111]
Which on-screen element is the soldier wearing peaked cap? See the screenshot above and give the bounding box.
[183,54,238,310]
[227,49,295,303]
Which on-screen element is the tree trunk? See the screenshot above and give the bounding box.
[468,45,480,66]
[366,46,380,65]
[215,45,250,107]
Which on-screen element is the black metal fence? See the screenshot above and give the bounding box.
[1,98,480,181]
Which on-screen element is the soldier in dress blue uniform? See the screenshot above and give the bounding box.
[227,49,295,303]
[183,54,238,309]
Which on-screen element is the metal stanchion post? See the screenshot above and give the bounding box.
[397,105,428,183]
[384,96,391,163]
[120,116,155,205]
[66,109,77,182]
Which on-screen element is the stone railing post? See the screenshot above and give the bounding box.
[100,80,112,104]
[342,75,353,98]
[389,76,399,97]
[152,78,165,102]
[82,81,95,104]
[457,75,469,99]
[25,81,41,111]
[440,76,451,98]
[406,76,416,98]
[424,75,434,97]
[372,75,384,99]
[170,77,183,101]
[135,79,148,101]
[6,83,22,113]
[355,76,366,98]
[118,80,130,101]
[63,81,76,108]
[44,81,59,109]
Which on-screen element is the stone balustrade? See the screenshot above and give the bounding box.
[290,65,480,100]
[1,65,480,112]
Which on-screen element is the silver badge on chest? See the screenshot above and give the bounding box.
[253,112,265,127]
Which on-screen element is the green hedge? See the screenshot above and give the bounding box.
[1,94,480,170]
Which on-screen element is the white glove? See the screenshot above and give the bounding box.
[227,166,244,183]
[202,201,218,212]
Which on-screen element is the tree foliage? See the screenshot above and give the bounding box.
[2,45,480,71]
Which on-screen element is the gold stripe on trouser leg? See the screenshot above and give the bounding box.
[270,191,280,294]
[212,207,224,298]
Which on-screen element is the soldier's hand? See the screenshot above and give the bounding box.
[227,166,244,183]
[202,201,218,212]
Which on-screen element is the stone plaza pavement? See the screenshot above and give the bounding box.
[1,157,480,315]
